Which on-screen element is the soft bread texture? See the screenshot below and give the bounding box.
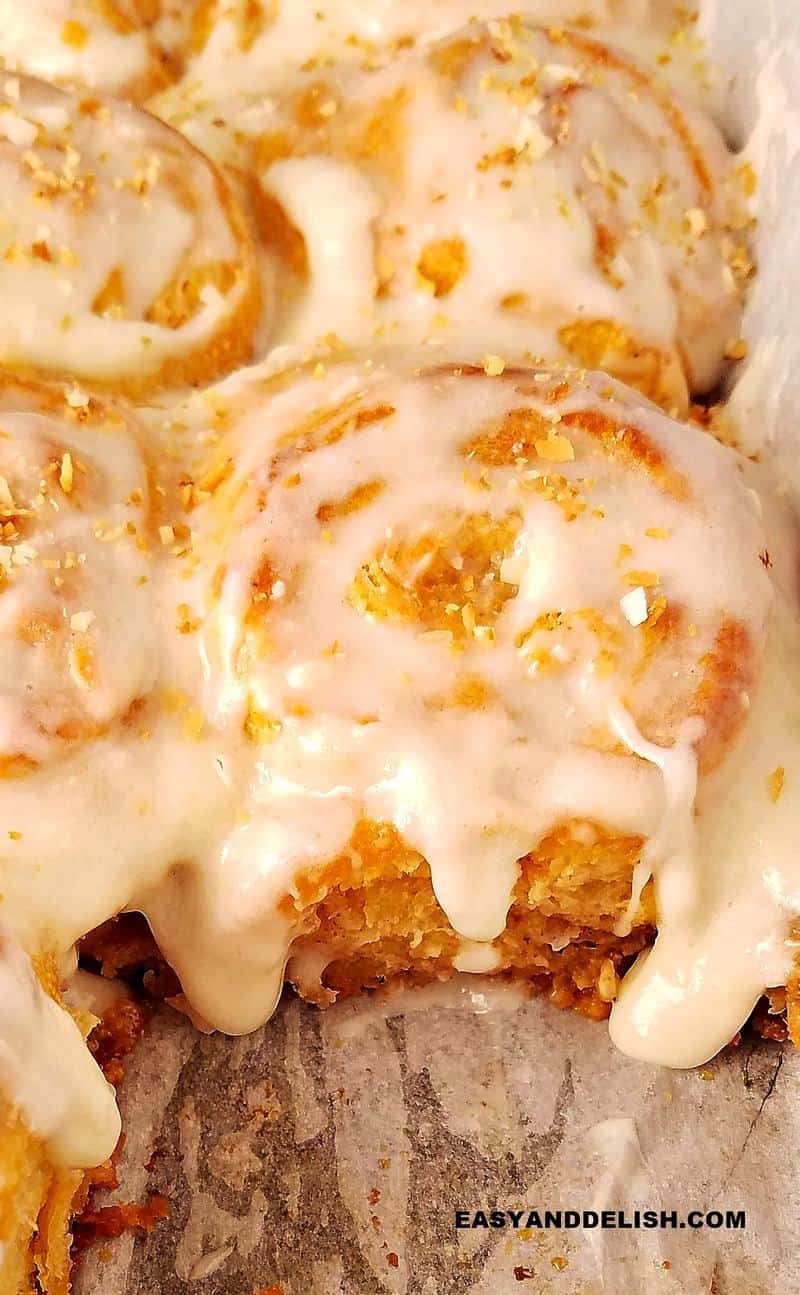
[154,19,752,407]
[286,819,655,1017]
[0,954,96,1295]
[0,1097,81,1295]
[0,988,147,1295]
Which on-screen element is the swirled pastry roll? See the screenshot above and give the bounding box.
[0,0,169,101]
[157,20,751,408]
[0,76,261,396]
[0,373,156,1110]
[0,378,154,1290]
[166,21,749,406]
[0,377,156,774]
[132,353,774,1052]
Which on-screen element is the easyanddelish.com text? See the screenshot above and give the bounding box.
[454,1208,746,1231]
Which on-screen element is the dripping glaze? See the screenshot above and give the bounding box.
[3,344,797,1170]
[0,1,795,1177]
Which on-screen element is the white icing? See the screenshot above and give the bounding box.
[0,0,160,99]
[608,704,703,937]
[0,391,155,767]
[0,0,796,1180]
[712,8,800,461]
[265,157,380,343]
[0,76,259,391]
[154,18,746,401]
[180,0,710,107]
[610,470,800,1066]
[0,929,120,1167]
[453,941,503,973]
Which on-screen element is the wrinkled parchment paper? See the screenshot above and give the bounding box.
[75,3,800,1291]
[76,987,798,1294]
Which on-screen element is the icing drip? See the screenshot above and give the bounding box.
[610,473,800,1065]
[0,931,119,1167]
[608,704,704,937]
[0,1,795,1179]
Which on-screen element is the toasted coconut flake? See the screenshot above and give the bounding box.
[724,337,748,361]
[534,433,575,463]
[61,19,89,49]
[623,569,659,588]
[59,452,74,495]
[768,766,786,803]
[482,354,506,377]
[70,610,95,633]
[620,586,648,627]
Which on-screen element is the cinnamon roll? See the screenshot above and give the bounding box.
[0,76,262,395]
[0,376,156,774]
[1,352,798,1287]
[0,1,791,1290]
[147,353,774,1048]
[0,377,153,1285]
[157,20,752,408]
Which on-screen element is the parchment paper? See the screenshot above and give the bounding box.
[77,984,798,1295]
[74,2,800,1291]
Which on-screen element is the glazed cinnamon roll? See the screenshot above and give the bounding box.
[0,377,156,774]
[0,379,159,1292]
[157,19,751,408]
[0,76,262,396]
[0,353,796,1289]
[137,352,775,1054]
[0,0,170,101]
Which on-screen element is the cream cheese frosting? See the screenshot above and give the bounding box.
[180,0,705,101]
[4,352,797,1168]
[0,74,261,394]
[0,0,795,1186]
[153,18,751,406]
[0,0,166,101]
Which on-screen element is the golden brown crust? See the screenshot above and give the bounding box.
[279,818,653,1023]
